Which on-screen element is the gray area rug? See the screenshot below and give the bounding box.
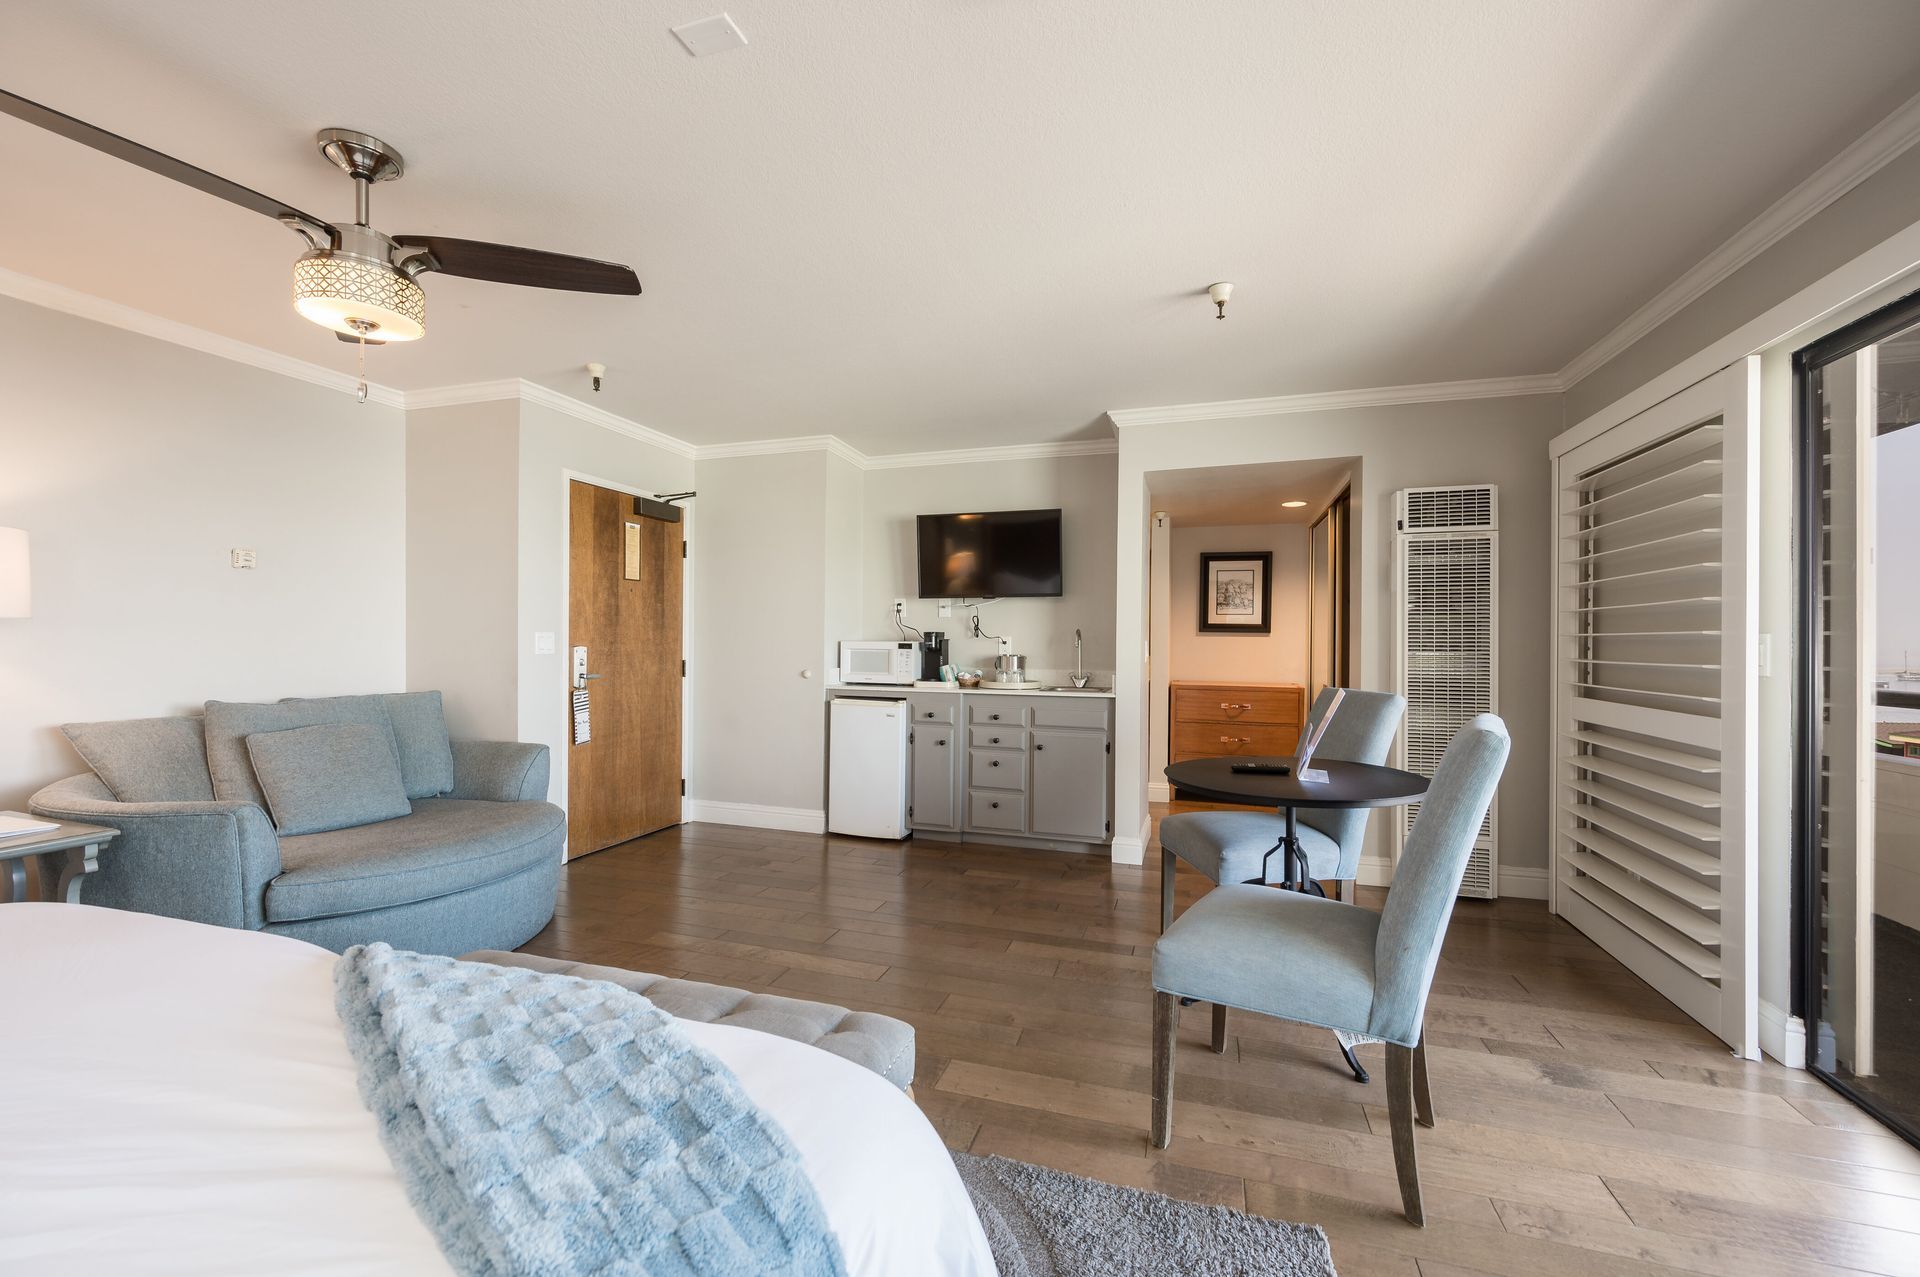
[952,1151,1337,1277]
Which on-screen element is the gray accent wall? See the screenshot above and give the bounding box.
[0,294,406,810]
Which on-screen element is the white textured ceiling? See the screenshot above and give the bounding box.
[1148,459,1356,527]
[3,1,1920,453]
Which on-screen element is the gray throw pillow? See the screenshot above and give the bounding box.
[277,692,455,800]
[245,722,411,836]
[61,716,216,803]
[204,696,397,810]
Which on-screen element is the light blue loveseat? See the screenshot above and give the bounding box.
[29,692,561,956]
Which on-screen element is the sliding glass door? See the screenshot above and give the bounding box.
[1795,289,1920,1147]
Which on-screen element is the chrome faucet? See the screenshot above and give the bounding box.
[1071,628,1090,688]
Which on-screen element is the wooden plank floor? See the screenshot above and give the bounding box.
[525,810,1920,1277]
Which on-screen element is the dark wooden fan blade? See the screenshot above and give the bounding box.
[0,88,331,239]
[393,236,641,294]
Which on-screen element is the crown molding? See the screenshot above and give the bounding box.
[0,266,407,408]
[1105,374,1563,428]
[1558,87,1920,389]
[694,434,864,466]
[859,437,1117,469]
[508,380,699,458]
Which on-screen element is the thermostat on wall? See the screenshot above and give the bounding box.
[230,548,256,569]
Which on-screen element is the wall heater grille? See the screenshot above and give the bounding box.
[1395,485,1499,898]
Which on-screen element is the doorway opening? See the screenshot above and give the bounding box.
[1145,458,1357,804]
[1794,286,1920,1147]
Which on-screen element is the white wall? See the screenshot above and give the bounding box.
[1166,523,1310,685]
[406,400,521,741]
[1114,395,1561,882]
[862,453,1118,679]
[0,294,406,808]
[689,451,833,818]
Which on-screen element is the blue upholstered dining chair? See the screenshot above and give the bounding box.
[1149,714,1510,1226]
[1159,687,1405,931]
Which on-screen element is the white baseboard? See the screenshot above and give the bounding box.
[1146,781,1171,804]
[1497,866,1550,901]
[1110,814,1151,866]
[683,800,826,835]
[1356,855,1393,887]
[1760,999,1808,1069]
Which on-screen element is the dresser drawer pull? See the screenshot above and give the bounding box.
[990,713,1001,721]
[1219,735,1252,744]
[990,759,1000,768]
[990,736,1000,744]
[991,801,1000,809]
[1220,702,1254,711]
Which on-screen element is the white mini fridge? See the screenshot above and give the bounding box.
[828,697,909,839]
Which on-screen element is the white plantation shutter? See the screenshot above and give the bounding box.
[1395,486,1498,897]
[1552,360,1759,1058]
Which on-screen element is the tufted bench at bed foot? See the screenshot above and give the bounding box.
[462,949,917,1093]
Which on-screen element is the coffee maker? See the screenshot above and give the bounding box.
[918,631,950,681]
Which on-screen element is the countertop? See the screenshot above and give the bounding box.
[828,682,1116,700]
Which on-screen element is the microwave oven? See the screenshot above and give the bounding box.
[839,640,918,685]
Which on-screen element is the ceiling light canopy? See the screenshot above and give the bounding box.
[292,251,426,341]
[1281,499,1308,508]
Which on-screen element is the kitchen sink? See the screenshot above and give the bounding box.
[1040,685,1108,693]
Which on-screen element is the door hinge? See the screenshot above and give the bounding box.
[908,805,914,819]
[680,778,686,796]
[1106,818,1112,834]
[682,540,688,558]
[681,659,686,677]
[1106,739,1112,754]
[908,730,914,744]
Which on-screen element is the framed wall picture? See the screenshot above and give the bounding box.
[1198,551,1273,634]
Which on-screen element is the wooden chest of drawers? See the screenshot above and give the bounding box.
[1168,681,1306,767]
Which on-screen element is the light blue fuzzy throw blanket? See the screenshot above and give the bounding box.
[334,944,847,1277]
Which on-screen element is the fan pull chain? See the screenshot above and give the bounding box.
[347,318,376,404]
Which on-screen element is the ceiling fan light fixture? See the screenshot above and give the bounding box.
[292,252,425,341]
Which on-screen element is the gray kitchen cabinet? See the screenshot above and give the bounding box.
[909,718,960,831]
[1027,727,1111,841]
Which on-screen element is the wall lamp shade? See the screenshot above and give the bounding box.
[0,527,28,618]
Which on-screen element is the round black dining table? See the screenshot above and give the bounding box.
[1162,756,1429,892]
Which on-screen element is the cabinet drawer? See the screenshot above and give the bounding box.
[969,726,1027,750]
[910,697,957,725]
[968,700,1030,727]
[967,790,1025,833]
[969,748,1027,791]
[1170,721,1299,762]
[1032,700,1112,730]
[1171,686,1302,726]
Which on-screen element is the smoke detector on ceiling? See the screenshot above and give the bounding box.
[673,13,748,57]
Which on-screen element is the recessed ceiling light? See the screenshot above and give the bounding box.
[673,13,748,57]
[1281,500,1308,508]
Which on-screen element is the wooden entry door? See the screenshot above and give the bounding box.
[566,480,683,857]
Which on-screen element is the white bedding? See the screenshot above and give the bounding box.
[0,905,994,1277]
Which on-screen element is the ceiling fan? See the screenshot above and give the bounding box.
[0,88,641,349]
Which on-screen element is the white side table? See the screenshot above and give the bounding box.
[0,814,118,904]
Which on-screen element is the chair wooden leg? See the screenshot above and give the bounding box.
[1151,991,1177,1148]
[1412,1036,1434,1127]
[1385,1043,1425,1226]
[1160,848,1176,933]
[1210,1002,1227,1054]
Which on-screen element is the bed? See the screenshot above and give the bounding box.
[0,904,996,1276]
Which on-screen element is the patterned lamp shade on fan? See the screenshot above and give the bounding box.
[0,527,29,618]
[292,253,425,341]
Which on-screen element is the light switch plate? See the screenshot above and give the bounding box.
[230,548,256,569]
[533,631,556,656]
[671,13,747,57]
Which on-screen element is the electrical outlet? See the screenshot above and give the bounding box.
[230,548,256,569]
[893,598,906,616]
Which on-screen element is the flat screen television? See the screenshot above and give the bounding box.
[916,508,1063,598]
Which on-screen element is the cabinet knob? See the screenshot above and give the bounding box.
[990,713,1000,721]
[1035,743,1045,751]
[936,737,946,746]
[924,711,935,718]
[990,759,999,767]
[990,737,1000,744]
[991,801,1000,809]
